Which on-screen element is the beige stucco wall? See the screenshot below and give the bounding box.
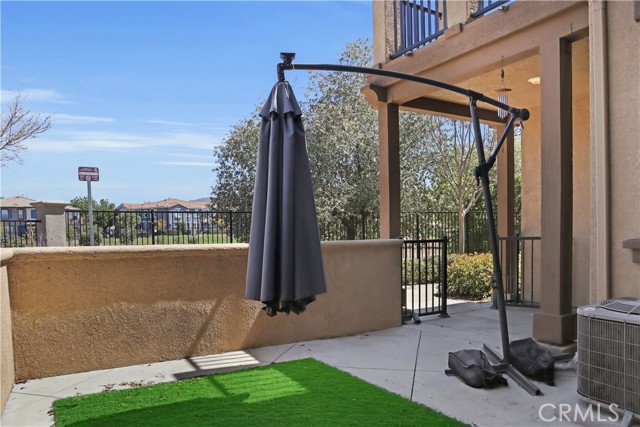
[606,1,640,297]
[1,251,15,414]
[4,240,402,381]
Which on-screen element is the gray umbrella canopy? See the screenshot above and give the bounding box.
[245,81,327,317]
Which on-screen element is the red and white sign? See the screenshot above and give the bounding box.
[78,167,99,182]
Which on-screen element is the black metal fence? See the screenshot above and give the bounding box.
[0,220,41,247]
[402,237,448,320]
[317,211,380,241]
[66,210,252,246]
[64,209,517,252]
[498,235,541,307]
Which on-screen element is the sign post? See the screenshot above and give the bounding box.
[78,167,99,245]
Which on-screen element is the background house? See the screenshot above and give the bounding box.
[0,196,37,222]
[116,198,210,234]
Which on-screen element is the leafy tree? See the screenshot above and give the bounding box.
[402,116,497,251]
[70,197,116,238]
[211,39,507,246]
[212,40,380,240]
[211,108,261,211]
[1,94,52,165]
[70,196,115,211]
[304,40,379,238]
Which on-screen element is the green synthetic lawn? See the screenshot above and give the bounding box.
[53,358,463,427]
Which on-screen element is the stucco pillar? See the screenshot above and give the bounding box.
[378,102,401,239]
[373,1,399,65]
[497,125,516,298]
[32,201,69,247]
[533,38,576,345]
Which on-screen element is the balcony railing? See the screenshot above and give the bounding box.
[391,0,515,59]
[469,0,513,19]
[392,0,447,59]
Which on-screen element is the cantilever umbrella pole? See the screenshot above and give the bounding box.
[278,53,539,395]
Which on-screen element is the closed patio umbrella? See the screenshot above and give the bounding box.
[245,81,327,317]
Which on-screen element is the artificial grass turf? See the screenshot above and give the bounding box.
[53,358,463,427]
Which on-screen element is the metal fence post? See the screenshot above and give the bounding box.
[228,211,233,243]
[439,235,449,317]
[151,210,155,245]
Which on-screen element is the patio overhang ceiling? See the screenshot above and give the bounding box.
[364,0,589,125]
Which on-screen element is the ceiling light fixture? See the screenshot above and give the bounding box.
[527,76,541,85]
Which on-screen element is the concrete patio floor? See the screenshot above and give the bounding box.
[2,302,636,427]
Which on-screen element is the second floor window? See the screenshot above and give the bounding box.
[1,209,12,220]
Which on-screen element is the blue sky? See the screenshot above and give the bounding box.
[1,1,372,205]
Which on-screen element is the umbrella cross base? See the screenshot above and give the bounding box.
[483,344,542,396]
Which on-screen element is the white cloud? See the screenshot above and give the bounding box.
[1,88,70,104]
[154,161,214,167]
[164,153,213,160]
[143,119,197,127]
[29,130,221,153]
[54,114,115,124]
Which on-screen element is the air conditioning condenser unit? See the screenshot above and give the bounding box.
[577,297,640,422]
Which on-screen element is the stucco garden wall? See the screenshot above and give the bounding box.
[4,240,402,381]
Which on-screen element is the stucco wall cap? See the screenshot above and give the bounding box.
[8,244,250,263]
[321,239,403,249]
[1,249,14,265]
[7,239,403,263]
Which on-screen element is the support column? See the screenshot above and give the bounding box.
[589,0,610,302]
[497,125,516,299]
[533,38,576,345]
[31,201,69,247]
[378,102,401,239]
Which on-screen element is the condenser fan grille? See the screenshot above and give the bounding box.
[578,299,640,415]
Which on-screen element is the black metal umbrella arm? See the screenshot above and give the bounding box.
[277,52,541,396]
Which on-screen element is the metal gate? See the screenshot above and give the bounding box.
[402,237,448,321]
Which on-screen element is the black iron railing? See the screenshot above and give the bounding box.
[392,0,447,59]
[402,236,448,320]
[66,210,252,246]
[0,220,41,247]
[498,235,540,306]
[317,211,380,241]
[65,209,520,252]
[469,0,513,19]
[391,0,516,59]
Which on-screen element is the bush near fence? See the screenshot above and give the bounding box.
[402,257,442,285]
[447,253,493,300]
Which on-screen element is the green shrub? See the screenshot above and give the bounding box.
[447,252,493,300]
[402,256,443,285]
